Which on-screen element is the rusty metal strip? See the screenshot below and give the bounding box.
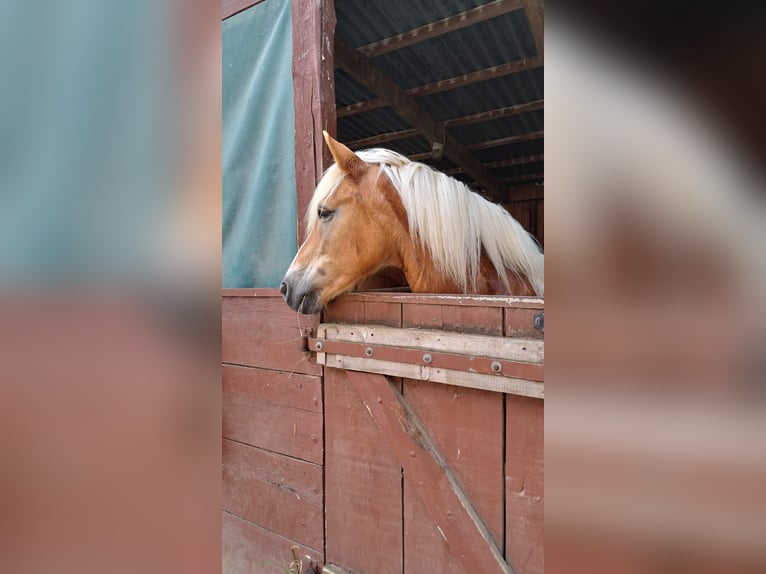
[344,370,514,573]
[309,338,543,381]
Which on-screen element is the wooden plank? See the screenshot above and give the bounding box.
[504,307,543,339]
[222,295,321,375]
[335,38,508,201]
[325,367,403,574]
[335,291,543,309]
[321,324,544,364]
[222,0,267,21]
[222,511,322,574]
[468,130,544,151]
[506,173,544,184]
[403,303,504,336]
[347,128,419,150]
[322,355,543,398]
[406,55,544,99]
[222,365,323,462]
[442,100,544,128]
[336,57,544,118]
[362,300,402,327]
[357,0,525,57]
[505,395,544,574]
[344,370,512,573]
[404,380,505,571]
[487,154,544,169]
[523,0,544,56]
[292,0,336,244]
[223,440,323,552]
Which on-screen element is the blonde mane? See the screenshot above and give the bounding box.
[308,148,544,296]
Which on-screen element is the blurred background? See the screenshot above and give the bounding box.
[545,1,766,573]
[0,1,763,573]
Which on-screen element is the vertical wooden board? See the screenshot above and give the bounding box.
[292,0,336,244]
[323,297,365,323]
[504,307,544,339]
[363,300,402,327]
[325,367,403,574]
[222,365,323,463]
[222,440,323,553]
[222,296,320,374]
[402,304,503,336]
[222,511,322,574]
[404,379,505,572]
[505,395,544,574]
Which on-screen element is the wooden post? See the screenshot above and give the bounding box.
[292,0,337,245]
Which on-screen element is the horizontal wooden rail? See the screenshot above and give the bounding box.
[313,323,544,398]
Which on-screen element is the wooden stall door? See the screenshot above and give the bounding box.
[323,294,544,574]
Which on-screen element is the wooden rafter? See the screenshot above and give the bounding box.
[346,128,418,150]
[485,154,543,168]
[335,38,508,201]
[336,55,543,118]
[505,173,543,183]
[467,130,544,150]
[443,154,543,175]
[357,0,525,57]
[524,0,544,56]
[442,100,543,128]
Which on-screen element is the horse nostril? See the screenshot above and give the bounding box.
[279,282,288,297]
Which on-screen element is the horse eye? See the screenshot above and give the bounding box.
[317,207,334,220]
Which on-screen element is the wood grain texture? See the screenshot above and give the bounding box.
[222,511,322,574]
[403,303,504,336]
[505,394,544,574]
[504,307,543,340]
[292,0,337,244]
[325,367,403,574]
[344,370,511,573]
[222,295,320,374]
[404,379,505,572]
[222,365,323,463]
[223,439,323,552]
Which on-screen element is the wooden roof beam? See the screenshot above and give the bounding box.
[443,154,544,175]
[336,56,544,118]
[335,38,508,202]
[357,0,525,57]
[524,0,545,56]
[505,173,544,183]
[467,130,544,150]
[442,99,543,128]
[346,129,419,150]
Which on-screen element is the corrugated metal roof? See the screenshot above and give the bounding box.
[335,0,489,47]
[333,0,544,197]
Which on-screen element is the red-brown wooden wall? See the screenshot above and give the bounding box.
[222,289,544,574]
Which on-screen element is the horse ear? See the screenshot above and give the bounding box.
[323,131,368,177]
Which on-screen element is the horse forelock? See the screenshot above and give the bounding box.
[308,148,544,296]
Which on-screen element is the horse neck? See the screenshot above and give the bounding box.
[398,240,462,294]
[399,239,536,295]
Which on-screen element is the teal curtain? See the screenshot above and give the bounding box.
[223,0,297,288]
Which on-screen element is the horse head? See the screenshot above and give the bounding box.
[280,132,407,314]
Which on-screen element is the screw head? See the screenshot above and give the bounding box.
[422,353,432,364]
[315,341,323,351]
[491,361,502,373]
[365,346,374,357]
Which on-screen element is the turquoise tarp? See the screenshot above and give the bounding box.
[223,0,297,288]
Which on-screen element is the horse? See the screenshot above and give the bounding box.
[280,132,544,314]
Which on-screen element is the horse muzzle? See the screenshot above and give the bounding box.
[280,271,323,314]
